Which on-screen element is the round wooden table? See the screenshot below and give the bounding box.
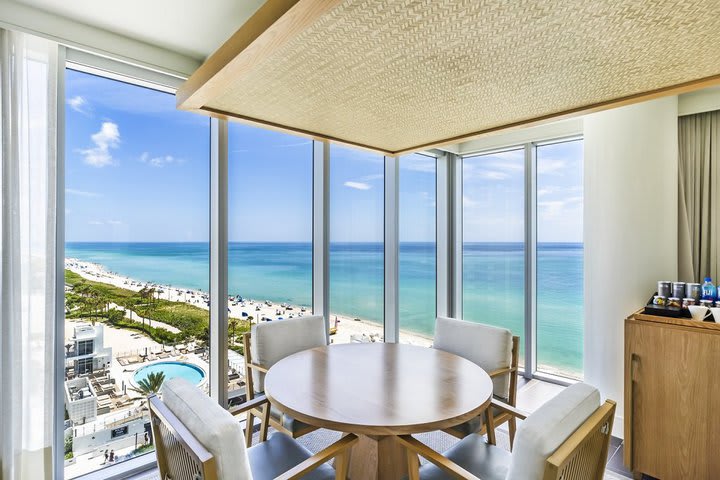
[264,343,493,480]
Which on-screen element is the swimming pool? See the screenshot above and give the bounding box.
[133,361,205,387]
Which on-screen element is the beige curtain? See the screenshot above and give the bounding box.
[678,111,720,283]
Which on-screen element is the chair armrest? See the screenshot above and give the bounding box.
[486,367,513,378]
[228,395,269,416]
[274,434,359,480]
[246,362,269,373]
[397,435,484,480]
[490,398,527,420]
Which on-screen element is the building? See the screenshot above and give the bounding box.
[64,377,97,425]
[65,324,112,376]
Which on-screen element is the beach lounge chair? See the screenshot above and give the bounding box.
[242,315,327,447]
[432,317,520,446]
[150,378,356,480]
[401,383,615,480]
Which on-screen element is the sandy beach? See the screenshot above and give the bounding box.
[65,258,433,348]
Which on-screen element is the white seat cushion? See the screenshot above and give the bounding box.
[162,378,252,480]
[506,382,601,480]
[433,317,513,398]
[251,315,327,392]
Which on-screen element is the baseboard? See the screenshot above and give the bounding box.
[612,414,624,439]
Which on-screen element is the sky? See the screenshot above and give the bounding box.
[65,68,582,244]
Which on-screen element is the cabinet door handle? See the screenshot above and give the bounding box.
[629,352,639,471]
[631,353,640,382]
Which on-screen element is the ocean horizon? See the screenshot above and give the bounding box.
[65,241,583,377]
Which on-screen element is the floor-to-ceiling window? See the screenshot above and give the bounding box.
[398,153,436,346]
[461,138,584,379]
[226,123,313,396]
[462,148,526,361]
[63,67,210,478]
[536,139,584,378]
[329,144,384,343]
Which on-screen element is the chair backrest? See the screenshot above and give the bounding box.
[433,316,514,399]
[506,382,615,480]
[149,378,252,480]
[249,315,327,393]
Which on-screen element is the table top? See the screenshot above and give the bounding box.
[264,343,493,436]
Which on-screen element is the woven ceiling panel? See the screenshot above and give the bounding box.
[196,0,720,153]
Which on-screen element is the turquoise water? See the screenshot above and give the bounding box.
[133,361,205,386]
[66,242,583,377]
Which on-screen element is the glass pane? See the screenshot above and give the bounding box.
[227,124,313,400]
[536,139,584,379]
[329,144,384,343]
[462,149,525,363]
[64,69,210,477]
[399,154,436,346]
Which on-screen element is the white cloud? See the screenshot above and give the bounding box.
[66,188,100,197]
[140,152,182,167]
[537,159,566,174]
[537,188,553,197]
[80,122,120,167]
[478,170,509,180]
[344,181,371,190]
[401,155,436,173]
[463,195,478,208]
[67,95,90,115]
[538,196,582,217]
[88,219,123,226]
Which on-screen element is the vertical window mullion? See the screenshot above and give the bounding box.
[524,143,537,378]
[209,117,228,406]
[452,153,463,319]
[436,153,450,318]
[384,155,399,342]
[312,140,330,340]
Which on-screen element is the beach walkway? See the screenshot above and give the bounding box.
[109,302,181,334]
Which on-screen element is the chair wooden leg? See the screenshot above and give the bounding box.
[260,405,270,442]
[485,410,497,446]
[406,449,420,480]
[245,411,254,447]
[335,449,350,480]
[509,417,517,450]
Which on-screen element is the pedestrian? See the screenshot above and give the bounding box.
[109,450,115,462]
[144,432,149,444]
[104,450,108,464]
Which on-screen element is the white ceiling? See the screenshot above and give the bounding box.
[9,0,266,60]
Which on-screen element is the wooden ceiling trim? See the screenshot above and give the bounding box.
[199,105,396,155]
[178,0,720,155]
[392,73,720,156]
[177,0,341,109]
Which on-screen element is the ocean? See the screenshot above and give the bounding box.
[65,242,583,377]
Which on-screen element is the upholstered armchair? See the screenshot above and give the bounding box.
[433,317,520,445]
[149,378,356,480]
[400,382,616,480]
[242,315,327,446]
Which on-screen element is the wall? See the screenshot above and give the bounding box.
[583,96,679,437]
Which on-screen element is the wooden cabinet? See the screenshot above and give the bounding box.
[625,312,720,479]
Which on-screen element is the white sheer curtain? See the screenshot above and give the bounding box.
[0,29,60,480]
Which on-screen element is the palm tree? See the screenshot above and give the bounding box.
[229,319,238,345]
[130,371,166,396]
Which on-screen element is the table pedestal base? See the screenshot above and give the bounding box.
[347,434,409,480]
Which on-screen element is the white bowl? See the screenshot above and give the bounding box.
[710,307,720,323]
[688,305,708,321]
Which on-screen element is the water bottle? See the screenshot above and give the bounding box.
[701,277,717,300]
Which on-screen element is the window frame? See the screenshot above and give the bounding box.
[459,134,583,384]
[55,47,582,479]
[58,53,212,480]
